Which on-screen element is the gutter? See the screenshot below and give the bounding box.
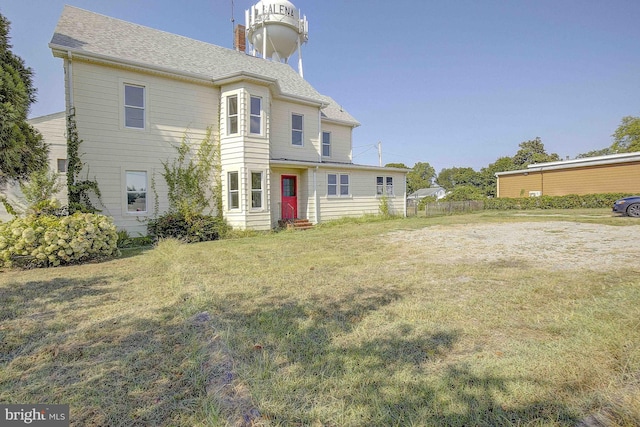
[496,153,640,177]
[50,44,215,84]
[270,158,410,173]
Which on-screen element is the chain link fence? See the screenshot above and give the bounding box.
[407,200,484,217]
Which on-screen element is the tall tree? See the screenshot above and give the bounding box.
[384,163,409,169]
[611,116,640,153]
[576,147,615,159]
[479,156,516,197]
[406,162,436,193]
[512,137,559,168]
[0,13,48,185]
[436,167,481,191]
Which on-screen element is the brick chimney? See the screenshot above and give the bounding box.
[234,24,246,53]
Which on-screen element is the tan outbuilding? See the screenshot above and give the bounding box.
[496,152,640,198]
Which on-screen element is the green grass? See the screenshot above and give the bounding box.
[1,210,639,426]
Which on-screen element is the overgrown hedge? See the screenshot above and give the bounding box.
[0,212,119,268]
[147,212,230,243]
[483,193,633,210]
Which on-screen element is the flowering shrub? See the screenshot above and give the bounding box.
[0,212,119,268]
[147,212,230,243]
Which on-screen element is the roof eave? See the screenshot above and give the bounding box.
[270,158,409,172]
[50,44,214,84]
[321,116,361,128]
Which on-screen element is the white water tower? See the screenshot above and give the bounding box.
[245,0,309,77]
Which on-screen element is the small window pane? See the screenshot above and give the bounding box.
[57,159,67,173]
[229,172,238,190]
[251,97,261,115]
[229,117,238,134]
[230,193,239,209]
[251,172,262,189]
[125,107,144,128]
[228,96,238,115]
[126,171,147,212]
[292,114,303,129]
[328,174,337,185]
[125,85,144,107]
[250,116,261,134]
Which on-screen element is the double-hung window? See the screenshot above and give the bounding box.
[386,177,394,196]
[124,84,145,129]
[376,176,394,196]
[376,176,385,195]
[292,113,303,146]
[250,96,262,134]
[228,172,239,209]
[251,172,263,209]
[126,171,147,212]
[227,95,238,135]
[322,131,331,157]
[328,173,349,197]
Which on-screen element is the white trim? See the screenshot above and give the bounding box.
[122,169,150,216]
[291,112,304,147]
[119,78,147,131]
[326,172,351,198]
[249,170,265,211]
[496,151,640,177]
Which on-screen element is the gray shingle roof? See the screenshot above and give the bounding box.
[50,5,358,125]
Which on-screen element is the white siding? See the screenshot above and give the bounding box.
[318,170,406,221]
[71,61,219,235]
[219,83,272,230]
[321,122,352,163]
[1,112,68,221]
[270,101,321,162]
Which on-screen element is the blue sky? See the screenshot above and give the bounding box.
[2,0,639,173]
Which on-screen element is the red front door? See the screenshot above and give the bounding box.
[281,175,297,219]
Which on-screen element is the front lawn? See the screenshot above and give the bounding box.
[1,211,639,426]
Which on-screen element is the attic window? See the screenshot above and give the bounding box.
[124,84,145,129]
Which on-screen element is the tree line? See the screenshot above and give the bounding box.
[388,118,640,200]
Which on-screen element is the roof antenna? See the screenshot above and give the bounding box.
[231,0,235,46]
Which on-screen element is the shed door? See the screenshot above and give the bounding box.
[281,175,297,219]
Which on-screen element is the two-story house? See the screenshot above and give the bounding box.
[47,6,407,234]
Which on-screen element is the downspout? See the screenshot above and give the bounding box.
[66,51,74,110]
[315,109,322,224]
[318,109,322,163]
[314,166,319,224]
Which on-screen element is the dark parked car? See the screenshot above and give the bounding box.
[612,196,640,217]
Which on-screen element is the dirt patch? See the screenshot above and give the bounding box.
[387,221,640,271]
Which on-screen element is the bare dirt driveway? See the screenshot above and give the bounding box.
[387,221,640,271]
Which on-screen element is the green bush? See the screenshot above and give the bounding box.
[484,193,633,210]
[0,212,119,268]
[116,230,154,249]
[147,212,230,243]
